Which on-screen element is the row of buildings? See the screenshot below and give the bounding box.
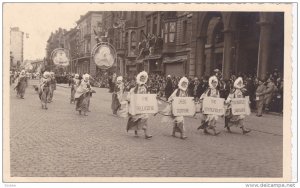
[47,11,284,80]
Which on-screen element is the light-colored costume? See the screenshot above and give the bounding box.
[126,71,152,139]
[75,74,92,116]
[111,76,125,115]
[39,71,51,109]
[167,77,189,139]
[225,77,251,134]
[70,74,80,104]
[48,72,56,102]
[14,70,28,99]
[197,76,220,135]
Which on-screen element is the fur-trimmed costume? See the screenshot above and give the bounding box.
[197,76,220,135]
[225,77,251,134]
[70,74,80,104]
[14,70,28,99]
[111,76,124,115]
[126,71,152,139]
[39,71,51,109]
[167,77,189,139]
[48,72,56,102]
[75,74,92,116]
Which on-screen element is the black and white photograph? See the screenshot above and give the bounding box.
[2,2,295,185]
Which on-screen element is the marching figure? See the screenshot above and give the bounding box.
[197,76,221,136]
[48,72,57,102]
[126,71,152,139]
[14,70,28,99]
[224,77,251,134]
[74,74,93,116]
[70,74,80,104]
[111,76,124,116]
[39,71,51,109]
[167,77,189,139]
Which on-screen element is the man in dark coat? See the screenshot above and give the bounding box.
[164,75,173,100]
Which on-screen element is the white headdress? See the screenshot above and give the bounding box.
[234,77,244,89]
[117,76,123,82]
[20,70,26,75]
[136,71,148,85]
[43,71,50,78]
[83,74,90,81]
[74,74,79,78]
[178,77,189,91]
[209,76,218,89]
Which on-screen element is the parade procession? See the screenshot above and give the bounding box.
[7,8,287,179]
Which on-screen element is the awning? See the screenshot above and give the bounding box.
[144,54,162,60]
[163,55,187,64]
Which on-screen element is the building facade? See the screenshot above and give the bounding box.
[10,27,24,69]
[60,11,283,81]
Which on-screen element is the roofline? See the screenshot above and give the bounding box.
[76,11,103,24]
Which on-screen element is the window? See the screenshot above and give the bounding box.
[125,32,129,49]
[147,19,151,34]
[169,22,176,43]
[131,31,137,50]
[164,23,168,43]
[182,20,187,43]
[153,17,157,35]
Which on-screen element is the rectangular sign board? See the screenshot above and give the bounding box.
[172,97,196,116]
[129,94,158,115]
[202,97,225,116]
[231,98,247,115]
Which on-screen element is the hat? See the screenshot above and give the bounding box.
[74,74,79,78]
[209,76,218,89]
[83,73,90,81]
[167,75,171,78]
[178,77,189,91]
[214,69,220,73]
[136,71,148,85]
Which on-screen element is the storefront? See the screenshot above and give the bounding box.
[163,55,187,76]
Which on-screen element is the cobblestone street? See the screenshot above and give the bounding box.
[9,80,283,177]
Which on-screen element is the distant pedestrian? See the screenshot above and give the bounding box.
[126,71,152,139]
[75,74,93,116]
[14,70,28,99]
[70,74,80,104]
[255,79,266,117]
[264,77,276,112]
[39,71,51,109]
[111,76,124,116]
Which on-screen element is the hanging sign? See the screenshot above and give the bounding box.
[51,48,69,67]
[92,42,117,69]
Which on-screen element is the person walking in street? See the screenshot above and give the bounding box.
[126,71,152,139]
[255,79,266,117]
[39,71,51,109]
[167,77,190,139]
[14,70,28,99]
[111,76,125,116]
[197,76,221,136]
[48,72,57,103]
[74,74,93,116]
[164,75,173,100]
[224,77,251,134]
[70,74,80,104]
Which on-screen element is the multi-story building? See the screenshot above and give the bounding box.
[63,27,79,74]
[10,27,24,69]
[74,11,103,75]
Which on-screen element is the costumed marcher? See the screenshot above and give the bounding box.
[126,71,152,139]
[224,77,251,134]
[197,76,221,136]
[74,74,93,116]
[167,77,189,139]
[70,74,80,104]
[48,72,57,102]
[14,70,28,99]
[111,76,124,116]
[39,71,51,109]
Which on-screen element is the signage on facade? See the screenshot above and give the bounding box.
[51,48,69,67]
[92,42,117,69]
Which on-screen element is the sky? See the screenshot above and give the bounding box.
[4,3,102,60]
